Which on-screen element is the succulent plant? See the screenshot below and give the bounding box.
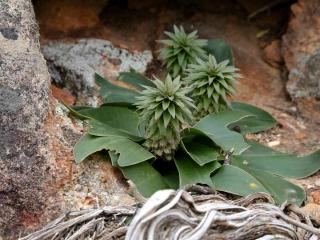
[159,25,208,77]
[184,54,241,119]
[135,75,195,160]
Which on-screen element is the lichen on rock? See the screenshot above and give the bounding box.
[42,39,153,105]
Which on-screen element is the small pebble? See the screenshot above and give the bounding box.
[267,140,280,147]
[314,179,320,187]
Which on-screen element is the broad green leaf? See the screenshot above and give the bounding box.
[95,73,139,106]
[78,106,142,136]
[88,120,143,141]
[191,110,253,154]
[174,151,221,187]
[204,39,234,65]
[108,151,119,167]
[74,134,154,166]
[121,162,170,197]
[233,141,320,179]
[118,70,155,90]
[181,135,220,166]
[211,165,268,196]
[230,102,277,134]
[240,166,305,205]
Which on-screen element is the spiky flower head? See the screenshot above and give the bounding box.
[135,75,195,160]
[159,25,208,78]
[184,54,241,119]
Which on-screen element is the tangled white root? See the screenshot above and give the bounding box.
[20,189,320,240]
[126,190,319,240]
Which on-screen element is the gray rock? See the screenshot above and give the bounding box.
[0,0,53,238]
[0,2,136,239]
[42,39,153,103]
[282,0,320,99]
[287,50,320,98]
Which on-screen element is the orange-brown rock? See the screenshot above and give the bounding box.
[296,98,320,124]
[310,190,320,205]
[51,84,75,105]
[263,40,282,67]
[33,0,109,38]
[302,203,320,224]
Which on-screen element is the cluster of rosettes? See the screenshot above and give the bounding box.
[159,25,207,78]
[184,54,241,119]
[135,75,195,160]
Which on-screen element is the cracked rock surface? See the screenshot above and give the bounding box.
[42,39,152,105]
[0,0,53,238]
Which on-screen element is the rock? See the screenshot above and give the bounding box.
[263,40,282,67]
[314,179,320,187]
[33,0,109,37]
[0,1,136,239]
[302,203,320,225]
[282,0,320,99]
[49,103,135,212]
[296,98,320,124]
[267,140,281,147]
[51,84,75,105]
[0,0,53,237]
[310,190,320,205]
[42,39,153,105]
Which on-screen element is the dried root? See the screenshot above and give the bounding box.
[20,189,320,240]
[126,190,320,240]
[19,207,136,240]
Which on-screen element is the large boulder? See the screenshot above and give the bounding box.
[0,0,54,237]
[0,1,135,239]
[282,0,320,99]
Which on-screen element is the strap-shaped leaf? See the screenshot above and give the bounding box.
[88,120,143,142]
[118,70,155,90]
[212,164,306,205]
[121,162,170,197]
[230,102,277,134]
[212,165,268,196]
[77,106,142,137]
[239,166,305,205]
[191,110,253,154]
[233,141,320,179]
[174,151,221,187]
[74,134,154,166]
[95,73,139,106]
[204,39,234,65]
[181,135,220,166]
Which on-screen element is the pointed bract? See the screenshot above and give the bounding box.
[135,75,195,160]
[159,26,208,77]
[184,54,241,119]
